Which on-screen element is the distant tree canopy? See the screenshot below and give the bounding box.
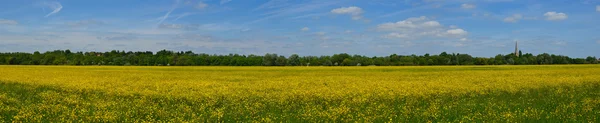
[0,50,598,66]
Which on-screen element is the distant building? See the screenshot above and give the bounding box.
[515,41,519,57]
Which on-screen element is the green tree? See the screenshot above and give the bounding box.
[288,54,300,66]
[494,54,505,65]
[341,58,353,66]
[262,53,277,66]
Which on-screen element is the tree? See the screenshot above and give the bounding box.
[399,56,414,66]
[494,54,505,65]
[275,55,287,66]
[322,59,332,66]
[288,54,300,66]
[586,56,598,64]
[332,53,351,65]
[262,53,277,66]
[341,58,353,66]
[537,53,552,64]
[474,58,488,65]
[0,50,595,66]
[6,56,15,65]
[457,54,474,65]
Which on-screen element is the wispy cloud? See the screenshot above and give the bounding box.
[253,0,291,11]
[156,0,181,27]
[379,5,431,18]
[158,23,244,32]
[97,34,137,41]
[195,1,208,9]
[0,19,18,25]
[220,0,232,5]
[44,1,63,17]
[67,20,104,27]
[290,13,328,20]
[331,6,364,20]
[301,27,309,31]
[503,14,523,23]
[461,4,476,9]
[544,11,568,21]
[173,12,196,22]
[248,1,339,24]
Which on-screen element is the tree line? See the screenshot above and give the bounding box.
[0,50,598,66]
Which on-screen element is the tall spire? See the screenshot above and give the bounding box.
[515,40,519,57]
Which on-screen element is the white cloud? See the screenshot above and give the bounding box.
[447,29,468,36]
[67,20,104,27]
[97,35,137,41]
[596,5,600,12]
[0,19,18,25]
[384,33,409,39]
[552,41,566,45]
[316,32,326,36]
[301,27,310,31]
[461,4,476,9]
[157,23,243,32]
[196,2,208,9]
[377,16,468,39]
[377,16,441,31]
[159,23,185,29]
[503,14,523,23]
[220,0,232,5]
[44,1,63,17]
[596,40,600,44]
[331,6,364,20]
[315,32,328,40]
[544,12,568,21]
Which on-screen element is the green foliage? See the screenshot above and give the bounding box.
[0,49,597,66]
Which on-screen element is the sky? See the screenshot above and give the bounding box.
[0,0,599,57]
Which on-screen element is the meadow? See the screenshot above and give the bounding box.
[0,65,599,122]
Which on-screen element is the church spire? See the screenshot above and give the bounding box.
[515,41,519,57]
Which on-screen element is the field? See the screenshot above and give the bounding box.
[1,65,599,122]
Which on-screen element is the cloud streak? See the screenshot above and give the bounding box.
[248,1,339,24]
[67,20,104,27]
[0,19,18,25]
[156,0,180,27]
[44,1,63,17]
[220,0,232,5]
[253,0,291,11]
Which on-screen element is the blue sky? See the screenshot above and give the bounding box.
[0,0,599,57]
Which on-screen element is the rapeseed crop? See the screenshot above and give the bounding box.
[0,65,599,122]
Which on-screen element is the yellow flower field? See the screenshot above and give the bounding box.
[1,65,599,122]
